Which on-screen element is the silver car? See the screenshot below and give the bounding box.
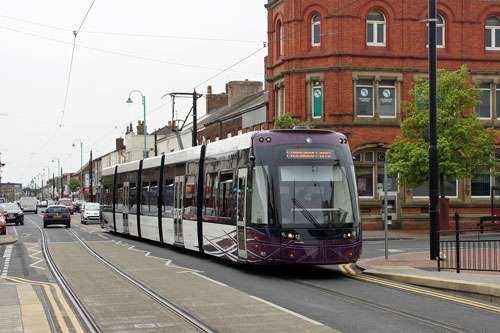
[81,203,100,224]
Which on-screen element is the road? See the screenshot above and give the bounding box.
[1,213,498,332]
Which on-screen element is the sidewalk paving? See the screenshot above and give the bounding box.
[360,230,500,304]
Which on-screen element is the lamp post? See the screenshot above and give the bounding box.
[72,139,83,199]
[126,90,147,159]
[52,157,60,199]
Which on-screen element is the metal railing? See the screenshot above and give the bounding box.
[438,212,500,273]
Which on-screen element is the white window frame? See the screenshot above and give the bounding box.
[486,16,500,51]
[496,85,500,120]
[311,15,321,47]
[279,23,283,56]
[367,11,386,47]
[378,80,397,118]
[426,14,445,48]
[476,83,492,119]
[413,178,459,199]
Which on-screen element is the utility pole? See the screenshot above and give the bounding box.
[428,0,440,260]
[193,89,198,147]
[0,152,4,200]
[89,150,94,203]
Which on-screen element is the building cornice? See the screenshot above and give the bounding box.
[265,0,283,10]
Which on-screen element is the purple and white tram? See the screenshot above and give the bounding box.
[100,128,362,264]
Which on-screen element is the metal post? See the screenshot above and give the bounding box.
[60,167,63,198]
[428,0,440,260]
[89,150,93,202]
[142,95,147,159]
[80,142,83,199]
[384,156,389,260]
[193,90,198,147]
[154,130,158,156]
[455,212,460,273]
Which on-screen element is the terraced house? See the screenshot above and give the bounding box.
[265,0,500,230]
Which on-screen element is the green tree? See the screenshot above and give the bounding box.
[273,112,310,129]
[388,65,499,226]
[68,178,80,193]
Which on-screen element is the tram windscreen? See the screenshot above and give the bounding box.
[278,165,354,227]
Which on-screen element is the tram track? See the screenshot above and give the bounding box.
[66,228,217,333]
[288,277,470,333]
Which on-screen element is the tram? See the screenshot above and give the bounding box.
[100,128,362,264]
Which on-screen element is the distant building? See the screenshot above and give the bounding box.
[0,182,22,202]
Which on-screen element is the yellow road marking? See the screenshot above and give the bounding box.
[16,283,51,333]
[338,267,500,313]
[1,276,84,332]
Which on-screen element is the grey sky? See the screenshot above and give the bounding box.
[1,0,267,186]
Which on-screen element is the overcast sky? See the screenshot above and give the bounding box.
[1,0,268,187]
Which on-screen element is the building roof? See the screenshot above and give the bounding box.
[200,90,268,127]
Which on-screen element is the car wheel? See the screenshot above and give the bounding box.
[36,209,38,214]
[21,222,24,225]
[67,223,71,228]
[15,222,19,226]
[43,222,47,228]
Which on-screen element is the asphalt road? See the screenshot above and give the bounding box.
[2,213,499,332]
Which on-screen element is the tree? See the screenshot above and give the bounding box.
[388,65,500,227]
[273,112,310,129]
[68,178,80,193]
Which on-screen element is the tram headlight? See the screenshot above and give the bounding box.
[287,232,294,239]
[305,136,313,144]
[294,234,301,240]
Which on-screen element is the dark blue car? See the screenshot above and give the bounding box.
[43,206,71,228]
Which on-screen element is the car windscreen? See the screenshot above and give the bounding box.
[85,203,99,211]
[59,201,72,205]
[46,207,68,213]
[1,204,19,210]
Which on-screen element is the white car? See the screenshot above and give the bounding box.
[81,203,100,224]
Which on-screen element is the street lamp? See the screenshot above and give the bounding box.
[72,139,83,199]
[126,90,147,159]
[52,157,61,199]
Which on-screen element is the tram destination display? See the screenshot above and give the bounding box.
[286,149,335,160]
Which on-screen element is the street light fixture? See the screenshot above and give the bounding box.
[126,90,147,159]
[72,139,83,199]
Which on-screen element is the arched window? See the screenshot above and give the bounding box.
[427,14,445,48]
[486,16,500,50]
[311,15,321,47]
[279,22,283,56]
[367,10,386,46]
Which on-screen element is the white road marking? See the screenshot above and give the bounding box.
[2,245,13,276]
[248,295,323,326]
[190,272,227,287]
[26,243,46,270]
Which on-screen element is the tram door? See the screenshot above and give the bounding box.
[123,182,130,234]
[174,176,184,245]
[236,168,247,259]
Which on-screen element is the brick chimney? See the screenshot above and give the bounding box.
[206,85,228,114]
[227,80,263,107]
[137,120,144,135]
[116,137,125,150]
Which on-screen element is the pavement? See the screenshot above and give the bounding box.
[360,229,500,304]
[1,229,499,307]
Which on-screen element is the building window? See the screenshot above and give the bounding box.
[312,81,323,118]
[472,173,491,197]
[486,16,500,50]
[476,83,492,119]
[356,166,374,197]
[413,177,458,198]
[311,15,321,47]
[280,22,283,56]
[367,11,386,46]
[426,14,445,48]
[378,80,396,117]
[356,79,374,116]
[275,83,285,117]
[355,150,397,197]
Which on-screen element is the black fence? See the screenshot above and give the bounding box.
[438,213,500,273]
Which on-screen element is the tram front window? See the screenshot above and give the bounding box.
[279,165,354,228]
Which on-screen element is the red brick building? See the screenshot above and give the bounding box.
[266,0,500,229]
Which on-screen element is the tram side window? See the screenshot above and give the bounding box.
[251,166,269,225]
[149,181,158,214]
[163,178,174,218]
[204,172,218,221]
[116,184,123,212]
[219,172,234,219]
[129,182,137,213]
[141,180,149,214]
[183,176,197,220]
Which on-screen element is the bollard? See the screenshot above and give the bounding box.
[455,212,460,274]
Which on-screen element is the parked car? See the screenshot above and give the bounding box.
[0,207,6,235]
[57,198,74,215]
[20,196,38,214]
[0,203,24,225]
[81,203,100,224]
[43,205,71,228]
[74,200,85,213]
[0,197,6,203]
